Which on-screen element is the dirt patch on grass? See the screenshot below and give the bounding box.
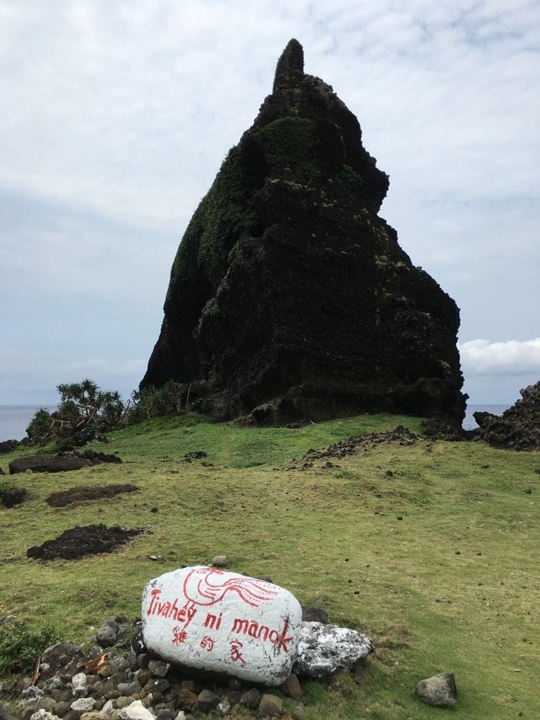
[26,524,145,561]
[46,483,139,507]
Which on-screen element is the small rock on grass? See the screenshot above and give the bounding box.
[258,693,283,717]
[280,672,302,698]
[415,671,457,706]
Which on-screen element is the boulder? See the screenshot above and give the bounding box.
[415,671,457,707]
[9,454,92,474]
[0,486,27,508]
[141,565,302,685]
[474,381,540,450]
[293,621,374,677]
[0,440,19,454]
[9,451,121,475]
[140,38,466,427]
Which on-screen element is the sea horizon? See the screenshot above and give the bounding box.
[0,404,57,443]
[0,402,512,443]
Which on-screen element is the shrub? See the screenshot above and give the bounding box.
[26,379,128,446]
[25,379,192,444]
[0,623,58,674]
[128,380,186,424]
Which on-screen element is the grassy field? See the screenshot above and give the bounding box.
[0,412,539,719]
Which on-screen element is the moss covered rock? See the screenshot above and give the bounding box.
[141,39,466,426]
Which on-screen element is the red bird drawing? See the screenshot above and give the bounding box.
[182,567,279,608]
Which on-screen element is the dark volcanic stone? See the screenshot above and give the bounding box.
[194,688,220,713]
[9,451,121,476]
[0,440,19,454]
[9,454,92,474]
[474,381,540,450]
[1,486,27,508]
[140,39,466,426]
[240,688,261,709]
[302,607,329,624]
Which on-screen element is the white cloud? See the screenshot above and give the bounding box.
[0,0,539,404]
[459,338,540,376]
[1,0,538,229]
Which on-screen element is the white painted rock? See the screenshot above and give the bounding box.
[141,566,302,685]
[293,621,374,677]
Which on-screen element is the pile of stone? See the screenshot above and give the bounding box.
[302,425,419,463]
[6,613,373,720]
[1,563,458,718]
[12,626,287,719]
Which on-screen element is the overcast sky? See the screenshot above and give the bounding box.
[1,0,539,409]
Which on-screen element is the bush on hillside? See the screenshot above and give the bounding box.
[0,622,58,674]
[128,380,187,424]
[26,379,128,446]
[25,379,189,446]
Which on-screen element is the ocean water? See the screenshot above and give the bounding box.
[462,404,510,430]
[0,405,56,442]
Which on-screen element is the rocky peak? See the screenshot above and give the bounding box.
[273,38,304,91]
[141,40,466,426]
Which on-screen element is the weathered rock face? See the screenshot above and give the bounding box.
[141,566,302,685]
[141,39,466,425]
[293,621,374,678]
[474,381,540,450]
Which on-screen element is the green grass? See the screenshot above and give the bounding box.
[0,413,538,719]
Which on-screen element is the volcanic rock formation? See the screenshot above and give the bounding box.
[141,39,466,425]
[473,381,540,450]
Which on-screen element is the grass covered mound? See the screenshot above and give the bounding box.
[0,411,539,719]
